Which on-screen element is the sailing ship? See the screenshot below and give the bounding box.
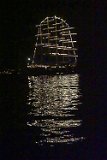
[27,16,78,74]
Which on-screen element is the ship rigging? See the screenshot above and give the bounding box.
[28,16,78,72]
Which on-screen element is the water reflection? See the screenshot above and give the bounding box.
[27,74,84,145]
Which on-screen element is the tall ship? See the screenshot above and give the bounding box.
[27,16,78,74]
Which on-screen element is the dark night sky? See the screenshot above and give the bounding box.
[0,0,106,71]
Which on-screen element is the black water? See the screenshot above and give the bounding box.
[0,72,106,160]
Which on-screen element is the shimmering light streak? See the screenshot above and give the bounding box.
[27,74,84,145]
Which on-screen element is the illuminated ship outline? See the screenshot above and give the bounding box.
[28,16,78,71]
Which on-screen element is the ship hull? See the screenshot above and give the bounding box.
[26,66,77,75]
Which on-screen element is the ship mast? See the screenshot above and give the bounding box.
[54,16,58,65]
[61,21,65,65]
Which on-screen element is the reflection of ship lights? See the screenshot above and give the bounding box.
[27,74,84,145]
